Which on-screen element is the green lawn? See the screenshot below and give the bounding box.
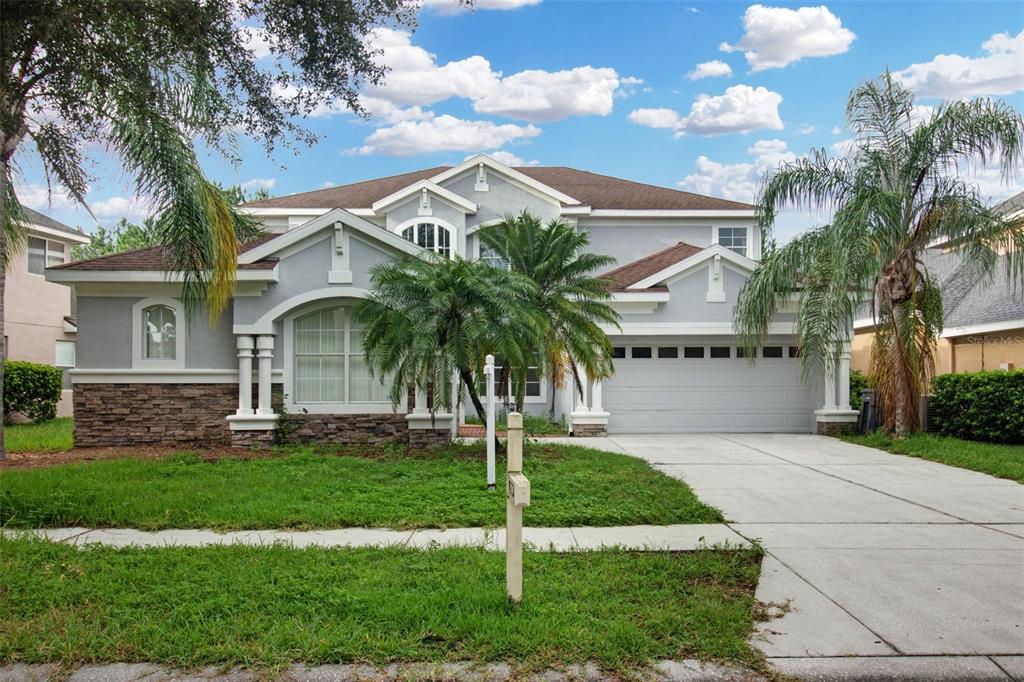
[5,417,73,453]
[843,432,1024,483]
[0,538,762,672]
[0,443,722,529]
[465,413,565,435]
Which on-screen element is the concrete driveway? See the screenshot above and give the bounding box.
[590,433,1024,681]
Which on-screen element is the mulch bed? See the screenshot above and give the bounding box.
[0,446,262,470]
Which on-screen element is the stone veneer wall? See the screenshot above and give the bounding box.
[75,383,451,448]
[816,420,856,436]
[572,423,607,437]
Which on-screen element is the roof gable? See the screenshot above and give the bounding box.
[601,242,704,291]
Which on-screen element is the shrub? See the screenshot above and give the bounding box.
[929,370,1024,444]
[849,370,872,411]
[4,360,64,424]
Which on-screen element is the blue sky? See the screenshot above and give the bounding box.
[16,1,1024,242]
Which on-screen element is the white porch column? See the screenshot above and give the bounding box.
[591,379,603,413]
[256,334,275,415]
[579,374,591,414]
[235,335,254,415]
[413,387,429,415]
[823,363,838,410]
[838,344,852,411]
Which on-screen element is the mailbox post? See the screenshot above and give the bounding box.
[506,412,530,602]
[485,354,496,490]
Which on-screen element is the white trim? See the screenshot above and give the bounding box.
[46,267,278,284]
[585,209,756,218]
[430,154,581,206]
[559,205,593,216]
[941,319,1024,338]
[70,369,285,384]
[629,244,755,290]
[610,291,671,303]
[227,414,279,430]
[601,321,798,336]
[239,208,421,264]
[465,218,505,236]
[234,286,372,335]
[371,179,477,214]
[853,317,875,331]
[28,223,91,244]
[132,297,185,369]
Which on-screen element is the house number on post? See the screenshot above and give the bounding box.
[505,412,531,602]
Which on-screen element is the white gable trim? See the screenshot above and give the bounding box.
[371,179,477,214]
[46,266,279,284]
[29,223,91,244]
[234,286,372,335]
[629,244,756,290]
[586,209,756,218]
[239,208,421,264]
[430,154,581,206]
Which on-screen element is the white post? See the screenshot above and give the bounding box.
[256,334,275,415]
[591,379,603,412]
[414,387,429,415]
[838,344,852,411]
[236,335,254,415]
[579,373,590,413]
[485,353,496,490]
[824,362,838,410]
[506,412,530,603]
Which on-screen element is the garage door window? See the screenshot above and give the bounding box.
[710,346,731,359]
[657,347,678,359]
[737,347,756,358]
[612,346,626,359]
[683,346,705,358]
[788,346,801,358]
[631,347,652,359]
[763,346,784,358]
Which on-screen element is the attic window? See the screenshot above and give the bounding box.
[718,227,748,257]
[400,222,451,258]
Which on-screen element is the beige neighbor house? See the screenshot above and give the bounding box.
[852,190,1024,375]
[5,207,90,416]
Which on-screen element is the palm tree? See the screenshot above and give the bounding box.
[478,211,620,420]
[735,73,1024,435]
[355,255,544,426]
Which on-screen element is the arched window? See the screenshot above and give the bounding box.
[293,306,388,405]
[142,305,177,360]
[400,221,451,258]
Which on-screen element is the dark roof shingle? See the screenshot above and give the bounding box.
[21,206,86,238]
[51,235,278,271]
[242,166,753,212]
[600,242,705,291]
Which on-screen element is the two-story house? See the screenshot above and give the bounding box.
[47,155,856,447]
[6,207,90,417]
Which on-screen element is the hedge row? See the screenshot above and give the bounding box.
[3,360,64,424]
[929,370,1024,445]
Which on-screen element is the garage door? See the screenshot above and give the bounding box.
[603,341,813,433]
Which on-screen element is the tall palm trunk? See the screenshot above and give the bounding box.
[0,154,9,460]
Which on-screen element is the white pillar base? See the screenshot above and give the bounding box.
[406,413,454,430]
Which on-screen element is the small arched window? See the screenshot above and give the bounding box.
[400,222,451,258]
[142,305,177,360]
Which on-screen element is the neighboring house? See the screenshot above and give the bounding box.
[5,207,90,416]
[47,155,856,447]
[852,191,1024,375]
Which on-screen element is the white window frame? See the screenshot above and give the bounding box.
[131,297,185,369]
[714,226,749,258]
[27,236,67,275]
[394,218,456,259]
[282,301,399,414]
[476,360,546,404]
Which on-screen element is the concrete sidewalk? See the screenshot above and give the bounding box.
[599,433,1024,681]
[6,523,750,552]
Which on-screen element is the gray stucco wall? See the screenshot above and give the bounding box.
[581,222,714,267]
[385,195,466,235]
[76,297,235,370]
[443,171,560,230]
[350,234,397,288]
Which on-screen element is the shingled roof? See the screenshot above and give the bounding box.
[22,206,87,239]
[242,166,753,212]
[51,235,279,271]
[600,242,705,291]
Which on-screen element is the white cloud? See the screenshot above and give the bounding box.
[321,181,336,188]
[239,26,271,59]
[240,178,276,192]
[796,123,815,135]
[645,84,785,136]
[351,114,540,156]
[830,138,855,157]
[894,30,1024,98]
[469,150,539,167]
[628,107,685,130]
[831,125,841,135]
[615,76,646,98]
[358,96,434,124]
[687,60,733,80]
[91,195,150,220]
[14,183,81,213]
[474,66,623,122]
[677,138,796,202]
[960,153,1024,204]
[720,4,856,71]
[362,28,631,123]
[419,0,540,14]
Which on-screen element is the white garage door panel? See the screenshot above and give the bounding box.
[605,356,813,433]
